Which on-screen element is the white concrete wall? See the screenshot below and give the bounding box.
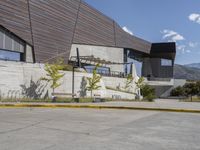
[174,79,186,88]
[70,44,124,72]
[144,78,174,86]
[0,60,137,100]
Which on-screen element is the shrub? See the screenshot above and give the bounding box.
[141,85,156,101]
[170,86,185,96]
[171,81,200,101]
[62,64,73,71]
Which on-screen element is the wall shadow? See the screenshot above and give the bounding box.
[79,76,87,97]
[20,78,48,99]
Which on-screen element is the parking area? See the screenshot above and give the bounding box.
[0,108,200,150]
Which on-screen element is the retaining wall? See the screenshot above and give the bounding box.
[0,60,137,100]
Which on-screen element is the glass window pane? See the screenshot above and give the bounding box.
[124,49,143,77]
[14,40,20,52]
[19,42,24,53]
[161,59,172,66]
[0,29,3,49]
[0,49,20,61]
[5,34,12,50]
[0,27,25,53]
[84,65,110,74]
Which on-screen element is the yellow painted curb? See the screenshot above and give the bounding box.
[0,103,200,113]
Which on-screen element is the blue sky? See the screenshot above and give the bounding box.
[84,0,200,65]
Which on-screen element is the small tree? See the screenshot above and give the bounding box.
[183,83,199,101]
[135,77,145,97]
[86,64,102,98]
[41,60,65,94]
[135,77,145,89]
[171,86,185,96]
[125,74,134,91]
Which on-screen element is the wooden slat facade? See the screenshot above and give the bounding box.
[29,0,80,62]
[0,0,153,63]
[0,0,32,45]
[114,23,151,53]
[73,1,116,47]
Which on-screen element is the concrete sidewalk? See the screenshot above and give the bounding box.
[0,99,200,113]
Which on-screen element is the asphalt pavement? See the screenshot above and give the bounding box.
[0,108,200,150]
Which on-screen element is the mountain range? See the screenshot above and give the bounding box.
[184,63,200,69]
[174,63,200,81]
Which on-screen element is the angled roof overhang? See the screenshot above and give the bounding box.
[150,42,176,60]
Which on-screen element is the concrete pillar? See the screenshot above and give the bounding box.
[25,44,34,63]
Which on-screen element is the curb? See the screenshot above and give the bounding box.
[0,103,200,113]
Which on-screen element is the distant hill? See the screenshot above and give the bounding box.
[174,64,200,81]
[184,63,200,69]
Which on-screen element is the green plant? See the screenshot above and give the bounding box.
[135,77,145,89]
[125,74,134,90]
[134,77,145,99]
[171,81,200,101]
[86,64,102,98]
[62,64,73,71]
[41,59,65,93]
[171,86,185,96]
[183,82,199,101]
[141,84,156,101]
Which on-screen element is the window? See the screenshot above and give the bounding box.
[84,65,110,74]
[0,27,25,61]
[0,49,21,61]
[124,49,143,77]
[161,59,172,66]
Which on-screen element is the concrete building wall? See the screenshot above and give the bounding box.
[25,44,34,63]
[70,44,124,72]
[0,60,136,100]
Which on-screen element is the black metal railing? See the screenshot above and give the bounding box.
[86,68,127,78]
[146,77,172,82]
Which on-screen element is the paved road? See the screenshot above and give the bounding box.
[0,108,200,150]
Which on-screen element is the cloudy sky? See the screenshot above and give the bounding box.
[84,0,200,65]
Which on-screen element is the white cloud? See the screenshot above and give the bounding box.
[186,50,191,53]
[188,13,200,24]
[162,29,184,42]
[177,44,186,54]
[188,42,198,48]
[177,45,186,51]
[177,44,192,53]
[122,26,133,35]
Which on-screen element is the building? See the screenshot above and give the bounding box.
[0,0,176,98]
